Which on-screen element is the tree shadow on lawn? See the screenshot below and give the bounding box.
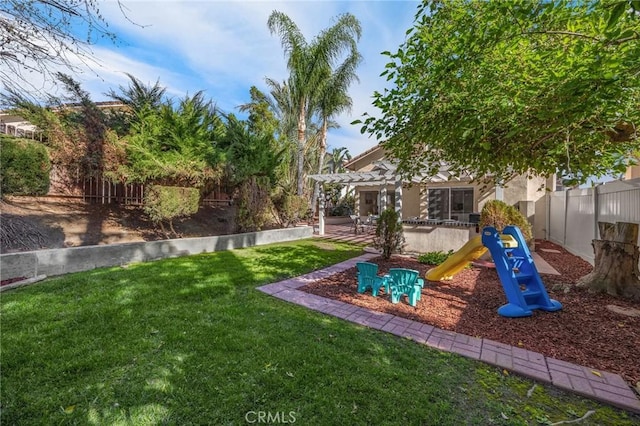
[0,242,365,423]
[2,246,639,425]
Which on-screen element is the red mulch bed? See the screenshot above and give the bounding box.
[300,240,640,389]
[1,276,27,286]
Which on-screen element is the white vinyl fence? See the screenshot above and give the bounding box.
[547,178,640,265]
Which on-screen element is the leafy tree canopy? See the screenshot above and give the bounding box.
[238,86,280,139]
[105,73,167,135]
[113,91,225,186]
[217,113,283,188]
[356,0,640,185]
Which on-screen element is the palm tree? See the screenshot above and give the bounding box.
[267,11,362,198]
[263,78,302,195]
[321,147,353,211]
[311,47,362,213]
[324,147,352,174]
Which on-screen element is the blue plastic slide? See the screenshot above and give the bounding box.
[481,226,562,318]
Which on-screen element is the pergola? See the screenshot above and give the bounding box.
[0,114,42,140]
[309,160,473,235]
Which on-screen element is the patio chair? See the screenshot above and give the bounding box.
[350,215,362,234]
[362,215,378,234]
[387,268,424,307]
[356,262,388,296]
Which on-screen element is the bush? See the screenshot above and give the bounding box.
[272,192,307,228]
[418,250,454,265]
[236,176,274,232]
[0,135,50,196]
[330,203,352,217]
[479,200,533,242]
[144,185,200,237]
[329,194,355,216]
[373,208,405,260]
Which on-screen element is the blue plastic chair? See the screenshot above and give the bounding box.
[356,262,388,296]
[387,268,424,307]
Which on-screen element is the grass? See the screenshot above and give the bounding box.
[1,239,638,425]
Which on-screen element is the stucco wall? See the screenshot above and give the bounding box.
[403,223,480,253]
[324,216,352,225]
[347,147,385,172]
[401,185,422,219]
[475,174,550,239]
[624,165,640,180]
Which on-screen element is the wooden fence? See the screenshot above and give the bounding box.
[82,177,146,205]
[48,167,231,206]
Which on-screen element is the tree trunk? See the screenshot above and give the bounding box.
[310,119,328,217]
[577,222,640,300]
[296,103,306,197]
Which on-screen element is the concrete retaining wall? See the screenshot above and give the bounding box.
[1,226,313,282]
[403,223,480,253]
[324,216,352,225]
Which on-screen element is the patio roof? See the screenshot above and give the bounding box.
[309,160,473,185]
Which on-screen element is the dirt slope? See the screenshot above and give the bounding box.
[0,196,236,253]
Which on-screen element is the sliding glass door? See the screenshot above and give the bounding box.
[427,187,474,222]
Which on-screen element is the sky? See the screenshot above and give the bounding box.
[61,0,422,158]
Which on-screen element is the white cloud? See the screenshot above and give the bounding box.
[18,0,420,155]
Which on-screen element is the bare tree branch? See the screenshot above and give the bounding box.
[0,0,144,98]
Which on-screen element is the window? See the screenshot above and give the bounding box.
[364,192,375,205]
[427,187,474,222]
[362,191,379,214]
[427,188,449,220]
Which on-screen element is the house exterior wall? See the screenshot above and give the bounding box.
[475,174,551,238]
[402,185,421,218]
[358,188,380,215]
[625,165,640,180]
[345,146,385,172]
[427,180,492,216]
[353,174,549,237]
[344,144,550,238]
[403,223,480,253]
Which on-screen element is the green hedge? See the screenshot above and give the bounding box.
[143,185,200,224]
[0,135,51,196]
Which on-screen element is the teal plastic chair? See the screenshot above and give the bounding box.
[387,268,424,307]
[356,262,388,296]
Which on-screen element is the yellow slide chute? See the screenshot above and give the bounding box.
[426,234,519,281]
[425,236,487,281]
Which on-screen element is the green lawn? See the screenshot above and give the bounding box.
[1,239,638,425]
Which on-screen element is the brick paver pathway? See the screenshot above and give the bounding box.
[257,254,640,415]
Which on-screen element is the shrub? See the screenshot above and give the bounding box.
[479,200,533,242]
[144,185,200,237]
[373,208,405,260]
[236,176,274,232]
[418,250,454,265]
[0,135,50,196]
[330,203,352,217]
[272,191,307,228]
[329,194,355,217]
